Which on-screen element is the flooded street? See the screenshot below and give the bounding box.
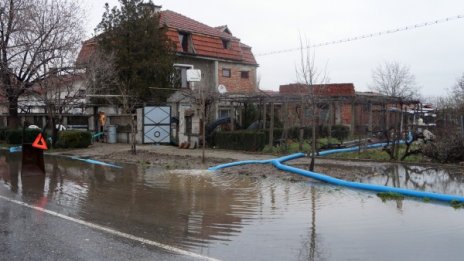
[1,150,464,260]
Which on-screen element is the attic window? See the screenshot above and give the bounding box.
[240,71,249,79]
[222,39,231,49]
[178,32,193,53]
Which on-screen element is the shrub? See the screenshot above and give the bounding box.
[56,130,92,148]
[331,125,350,143]
[422,134,464,163]
[5,128,45,145]
[261,125,344,143]
[6,129,22,144]
[213,130,266,151]
[0,128,7,141]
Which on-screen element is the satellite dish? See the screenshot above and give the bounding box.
[217,84,228,94]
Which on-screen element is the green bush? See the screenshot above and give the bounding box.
[5,128,46,145]
[331,125,350,142]
[262,125,333,143]
[0,127,7,141]
[6,129,22,144]
[213,130,266,151]
[56,130,92,148]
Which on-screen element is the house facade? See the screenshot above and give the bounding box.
[157,9,259,147]
[74,6,258,145]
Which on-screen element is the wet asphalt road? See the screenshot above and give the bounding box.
[0,196,202,261]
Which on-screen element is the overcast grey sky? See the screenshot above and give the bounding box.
[82,0,464,97]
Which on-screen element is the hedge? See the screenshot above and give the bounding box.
[55,130,92,148]
[422,134,464,163]
[261,125,349,143]
[331,125,350,142]
[0,128,7,141]
[5,128,47,145]
[213,130,266,151]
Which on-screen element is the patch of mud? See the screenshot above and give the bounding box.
[95,149,381,183]
[167,169,213,175]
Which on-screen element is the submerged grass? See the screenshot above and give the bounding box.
[377,192,405,202]
[450,200,464,209]
[378,193,463,209]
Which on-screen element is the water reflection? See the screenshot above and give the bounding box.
[1,150,464,261]
[361,164,464,196]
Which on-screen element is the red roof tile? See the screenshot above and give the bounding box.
[160,10,257,65]
[77,10,257,66]
[160,10,237,40]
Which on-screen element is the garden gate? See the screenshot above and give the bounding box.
[143,106,171,144]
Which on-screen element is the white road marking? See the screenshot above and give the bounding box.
[0,194,220,261]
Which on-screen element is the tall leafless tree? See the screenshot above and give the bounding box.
[451,73,464,112]
[0,0,85,127]
[369,61,421,160]
[31,70,85,146]
[295,36,329,171]
[369,61,419,100]
[85,50,141,154]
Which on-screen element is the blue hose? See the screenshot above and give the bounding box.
[9,146,22,153]
[68,156,122,168]
[208,154,300,171]
[4,146,121,168]
[209,152,464,203]
[318,141,404,156]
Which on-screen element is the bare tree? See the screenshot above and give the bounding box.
[85,50,141,154]
[451,73,464,111]
[171,66,218,164]
[369,61,422,160]
[369,61,419,100]
[31,70,85,146]
[295,36,329,171]
[0,0,85,127]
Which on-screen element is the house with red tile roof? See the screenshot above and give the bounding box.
[159,9,258,94]
[158,9,259,146]
[77,9,258,94]
[76,5,259,146]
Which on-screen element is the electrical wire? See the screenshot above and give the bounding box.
[256,14,464,57]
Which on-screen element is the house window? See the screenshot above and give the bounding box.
[222,39,231,49]
[240,71,249,79]
[222,68,231,78]
[174,64,193,88]
[178,32,193,53]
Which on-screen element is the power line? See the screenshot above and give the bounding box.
[256,14,464,57]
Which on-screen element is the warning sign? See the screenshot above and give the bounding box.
[32,133,48,150]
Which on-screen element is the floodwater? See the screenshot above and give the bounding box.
[1,150,464,261]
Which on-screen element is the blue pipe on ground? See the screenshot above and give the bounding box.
[209,152,464,203]
[318,141,403,156]
[208,154,303,171]
[3,146,121,168]
[69,156,122,169]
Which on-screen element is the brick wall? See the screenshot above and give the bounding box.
[280,83,355,96]
[341,104,352,125]
[218,62,257,93]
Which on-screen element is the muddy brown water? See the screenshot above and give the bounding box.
[1,150,464,261]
